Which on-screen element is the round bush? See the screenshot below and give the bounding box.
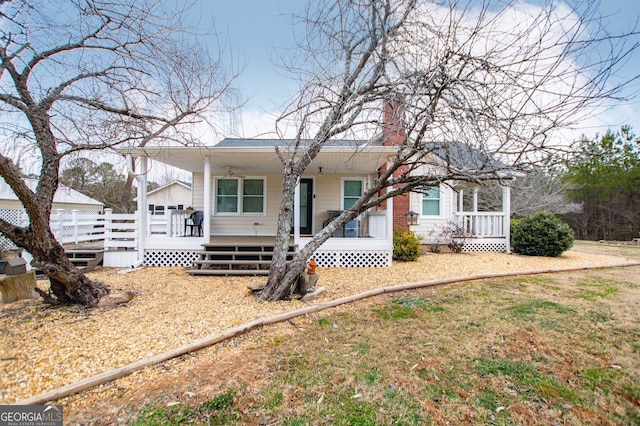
[393,230,423,261]
[511,211,574,257]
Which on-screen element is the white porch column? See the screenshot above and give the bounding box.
[473,188,478,212]
[203,155,212,240]
[293,179,301,243]
[473,188,479,235]
[503,185,511,253]
[458,189,464,212]
[386,160,393,240]
[138,156,148,264]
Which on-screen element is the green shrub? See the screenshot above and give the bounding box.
[393,230,423,261]
[511,211,574,257]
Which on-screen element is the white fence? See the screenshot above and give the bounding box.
[50,210,106,244]
[453,212,505,237]
[148,209,191,237]
[103,211,137,249]
[1,208,198,251]
[0,208,139,251]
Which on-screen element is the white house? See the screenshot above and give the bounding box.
[113,135,513,272]
[143,180,192,215]
[0,177,103,211]
[0,177,104,252]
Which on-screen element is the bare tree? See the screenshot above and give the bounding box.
[115,40,238,213]
[258,0,638,301]
[479,169,582,217]
[0,0,235,306]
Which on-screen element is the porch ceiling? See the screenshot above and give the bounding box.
[119,145,396,175]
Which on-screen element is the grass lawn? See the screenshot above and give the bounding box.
[81,263,640,425]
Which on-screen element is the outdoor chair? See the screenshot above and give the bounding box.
[184,210,204,237]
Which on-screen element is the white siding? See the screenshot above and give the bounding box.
[312,175,342,234]
[192,174,280,236]
[192,172,373,236]
[146,184,192,208]
[409,184,455,243]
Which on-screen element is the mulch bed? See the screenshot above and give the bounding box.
[0,249,634,405]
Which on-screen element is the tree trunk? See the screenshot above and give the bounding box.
[118,164,136,214]
[2,211,110,307]
[29,231,109,307]
[259,169,360,301]
[259,172,298,301]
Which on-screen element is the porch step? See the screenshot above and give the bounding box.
[187,268,270,276]
[32,248,104,274]
[188,242,297,276]
[66,248,104,272]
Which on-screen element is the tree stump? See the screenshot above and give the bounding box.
[0,271,37,303]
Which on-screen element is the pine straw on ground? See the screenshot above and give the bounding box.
[0,249,634,405]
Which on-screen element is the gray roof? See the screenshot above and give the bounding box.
[215,138,509,173]
[427,141,507,171]
[0,177,103,205]
[216,138,369,148]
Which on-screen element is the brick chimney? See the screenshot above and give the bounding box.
[382,94,406,146]
[380,95,410,233]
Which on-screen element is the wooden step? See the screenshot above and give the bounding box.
[199,244,297,252]
[194,260,273,266]
[66,249,104,271]
[187,269,270,276]
[188,241,298,276]
[196,253,294,262]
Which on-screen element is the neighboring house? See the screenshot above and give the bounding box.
[141,180,192,215]
[115,119,513,269]
[0,177,103,211]
[0,177,104,251]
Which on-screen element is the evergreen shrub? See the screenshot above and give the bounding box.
[511,211,574,257]
[393,230,423,261]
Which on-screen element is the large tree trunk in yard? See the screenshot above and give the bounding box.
[34,250,109,307]
[259,169,359,301]
[4,214,110,307]
[29,234,110,307]
[259,173,298,301]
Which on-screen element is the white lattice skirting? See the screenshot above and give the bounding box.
[0,208,24,251]
[462,239,507,253]
[144,250,200,266]
[313,250,392,268]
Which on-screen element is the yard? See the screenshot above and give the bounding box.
[1,241,639,424]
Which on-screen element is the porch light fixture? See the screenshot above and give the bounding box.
[318,166,323,176]
[406,210,419,226]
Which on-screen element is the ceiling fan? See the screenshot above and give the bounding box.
[223,166,245,178]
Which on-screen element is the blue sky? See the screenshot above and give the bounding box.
[200,0,640,140]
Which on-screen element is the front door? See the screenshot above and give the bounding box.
[299,178,313,235]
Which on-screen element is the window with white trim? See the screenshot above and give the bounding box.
[421,186,441,216]
[216,178,265,214]
[342,179,363,210]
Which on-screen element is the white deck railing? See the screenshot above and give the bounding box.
[50,210,106,244]
[148,209,191,237]
[103,211,137,249]
[453,212,505,237]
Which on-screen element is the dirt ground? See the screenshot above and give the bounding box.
[1,241,638,424]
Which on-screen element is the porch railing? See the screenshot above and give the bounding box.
[453,212,505,237]
[51,209,106,244]
[104,211,137,249]
[148,209,191,237]
[1,207,208,251]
